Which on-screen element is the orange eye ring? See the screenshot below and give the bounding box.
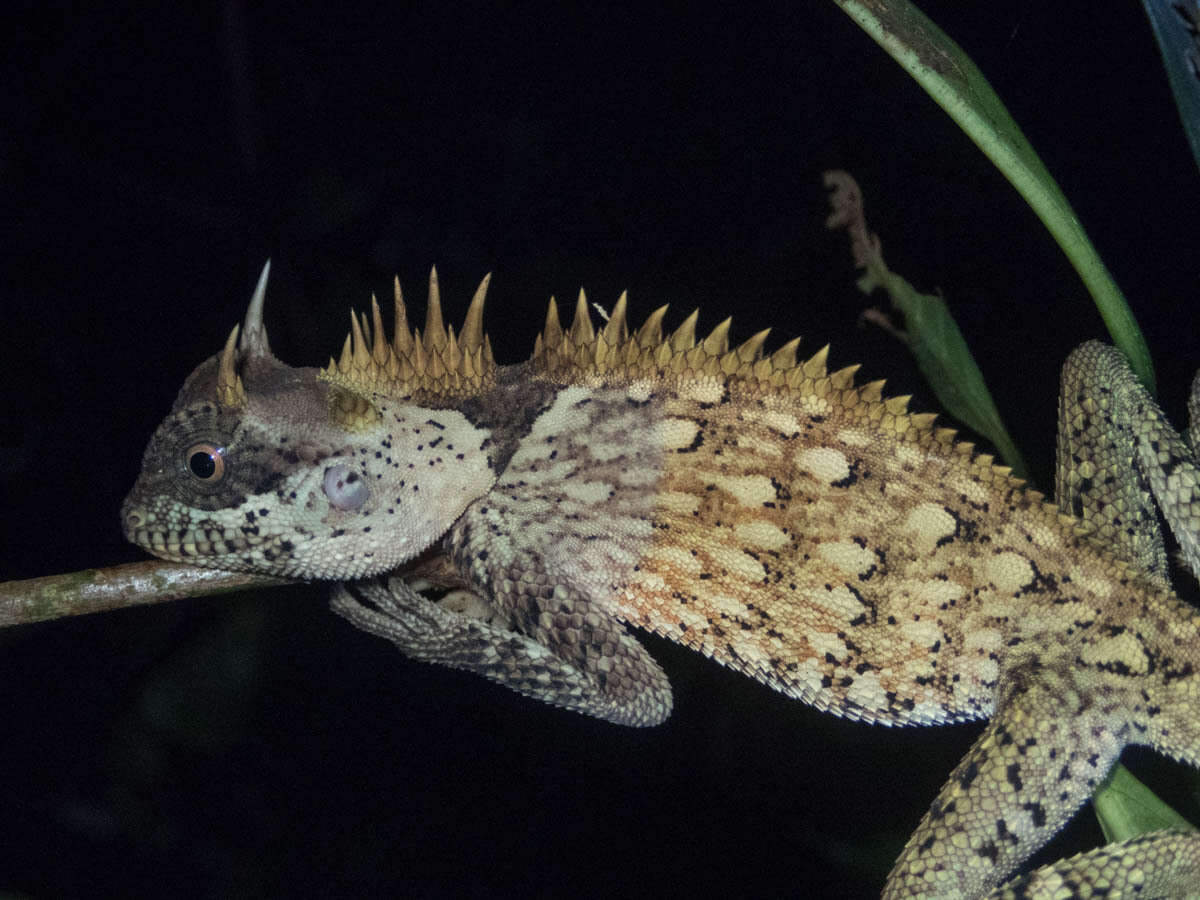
[184,443,226,482]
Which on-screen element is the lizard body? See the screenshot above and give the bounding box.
[123,265,1200,897]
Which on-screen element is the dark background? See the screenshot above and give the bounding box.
[4,2,1200,896]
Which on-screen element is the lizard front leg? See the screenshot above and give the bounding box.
[330,377,677,726]
[331,573,672,727]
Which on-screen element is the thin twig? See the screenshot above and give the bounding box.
[0,551,466,628]
[0,562,290,627]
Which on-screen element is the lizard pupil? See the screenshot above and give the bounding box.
[185,443,225,481]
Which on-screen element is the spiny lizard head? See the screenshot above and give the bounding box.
[121,263,497,579]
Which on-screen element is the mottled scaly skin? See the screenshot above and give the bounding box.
[123,271,1200,898]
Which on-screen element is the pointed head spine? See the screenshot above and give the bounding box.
[318,267,497,407]
[215,261,276,410]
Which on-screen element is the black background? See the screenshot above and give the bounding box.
[4,2,1200,896]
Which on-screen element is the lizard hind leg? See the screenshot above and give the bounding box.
[883,660,1128,898]
[1057,340,1200,584]
[331,577,674,727]
[984,829,1200,898]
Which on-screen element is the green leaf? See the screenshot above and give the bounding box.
[1142,0,1200,178]
[1094,763,1197,842]
[824,170,1030,479]
[831,0,1156,394]
[870,266,1029,481]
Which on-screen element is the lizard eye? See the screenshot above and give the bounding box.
[185,443,226,483]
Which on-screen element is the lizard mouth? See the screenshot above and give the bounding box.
[120,498,259,565]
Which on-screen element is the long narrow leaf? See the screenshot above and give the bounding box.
[825,170,1030,479]
[1094,763,1197,842]
[832,0,1155,393]
[1142,0,1200,177]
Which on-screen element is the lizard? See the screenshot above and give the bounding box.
[121,261,1200,897]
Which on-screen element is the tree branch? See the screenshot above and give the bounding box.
[0,562,290,627]
[0,552,466,628]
